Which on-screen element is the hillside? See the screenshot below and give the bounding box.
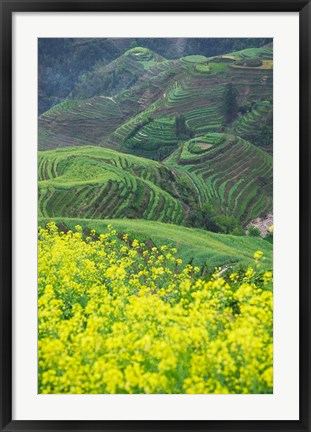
[39,38,272,113]
[38,217,272,271]
[231,99,273,154]
[71,47,165,100]
[39,45,273,158]
[38,42,273,236]
[108,46,273,158]
[39,49,182,151]
[164,133,272,225]
[38,146,200,225]
[39,134,272,228]
[38,45,273,227]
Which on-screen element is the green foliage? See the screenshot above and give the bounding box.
[208,62,228,73]
[39,38,272,114]
[125,118,153,141]
[228,46,273,61]
[201,203,244,235]
[263,233,273,244]
[120,116,179,160]
[39,42,273,162]
[181,55,208,63]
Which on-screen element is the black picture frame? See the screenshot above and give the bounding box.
[1,0,310,431]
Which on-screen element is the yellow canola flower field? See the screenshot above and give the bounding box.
[38,223,273,394]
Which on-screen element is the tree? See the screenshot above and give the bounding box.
[248,225,261,237]
[224,83,238,124]
[200,203,244,235]
[174,114,193,140]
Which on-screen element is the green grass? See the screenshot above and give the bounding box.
[38,217,272,271]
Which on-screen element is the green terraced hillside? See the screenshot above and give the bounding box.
[104,50,273,159]
[164,133,273,225]
[71,47,165,100]
[39,45,273,160]
[38,49,180,150]
[38,217,272,271]
[38,43,273,235]
[38,146,201,224]
[232,99,273,154]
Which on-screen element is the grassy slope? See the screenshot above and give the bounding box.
[38,217,272,271]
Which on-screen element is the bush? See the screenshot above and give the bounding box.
[248,225,261,237]
[223,83,238,124]
[174,114,193,140]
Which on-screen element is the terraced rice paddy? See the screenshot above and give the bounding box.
[38,43,273,229]
[39,96,128,150]
[165,133,272,225]
[38,146,200,225]
[121,116,178,158]
[232,99,273,153]
[39,44,272,160]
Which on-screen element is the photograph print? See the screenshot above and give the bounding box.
[38,37,273,394]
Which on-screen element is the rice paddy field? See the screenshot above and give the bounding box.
[165,133,272,224]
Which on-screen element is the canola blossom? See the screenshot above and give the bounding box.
[38,223,273,394]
